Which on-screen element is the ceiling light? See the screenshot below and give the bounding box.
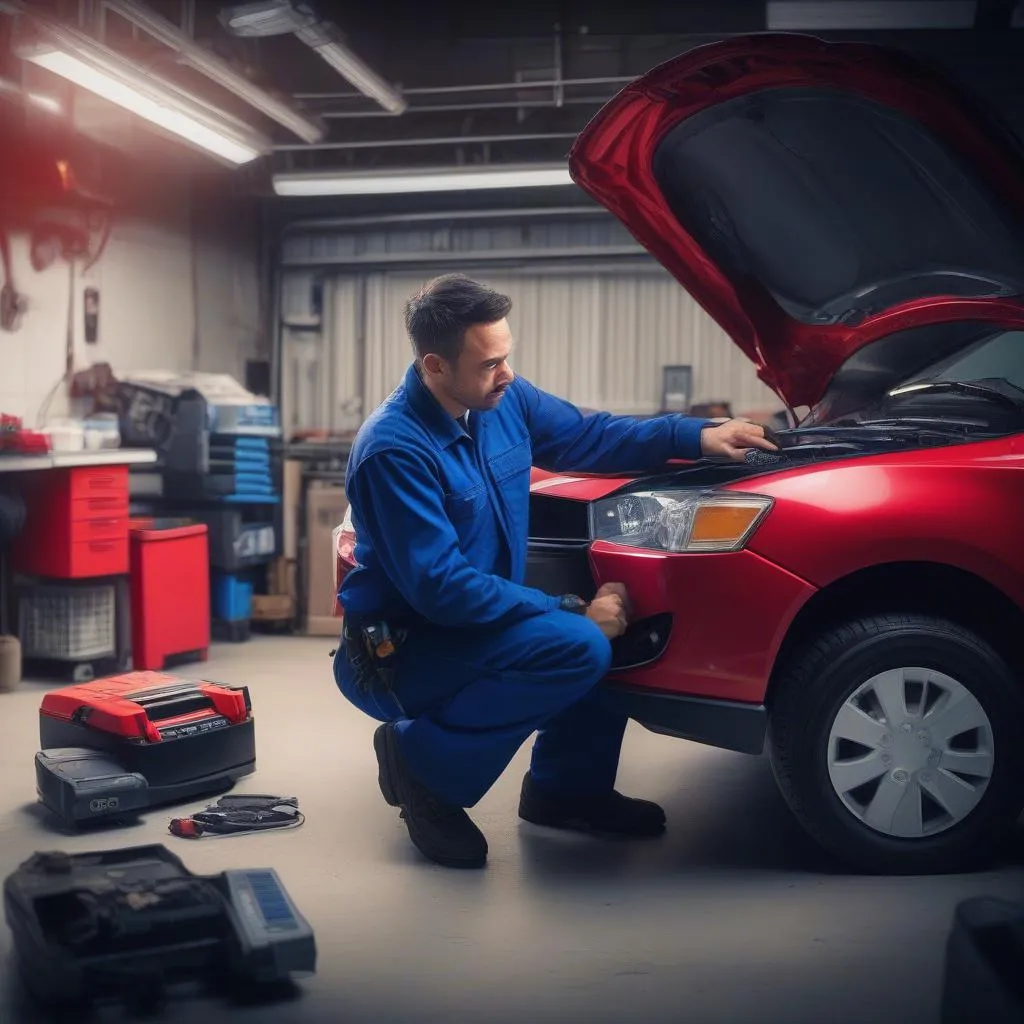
[16,25,271,166]
[767,1,976,30]
[272,165,575,196]
[104,0,324,144]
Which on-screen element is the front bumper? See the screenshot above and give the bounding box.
[601,683,768,755]
[526,538,816,707]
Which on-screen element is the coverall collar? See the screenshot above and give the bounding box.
[405,362,472,449]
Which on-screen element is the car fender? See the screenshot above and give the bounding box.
[743,454,1024,610]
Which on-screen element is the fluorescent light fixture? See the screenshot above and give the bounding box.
[105,0,324,144]
[767,1,976,30]
[16,25,271,166]
[272,164,575,196]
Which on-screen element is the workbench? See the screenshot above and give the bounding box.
[0,449,158,677]
[0,449,158,474]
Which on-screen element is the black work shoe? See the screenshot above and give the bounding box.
[518,772,667,838]
[373,723,488,868]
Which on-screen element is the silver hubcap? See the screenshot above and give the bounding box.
[826,667,994,839]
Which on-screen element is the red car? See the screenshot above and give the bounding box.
[337,33,1024,875]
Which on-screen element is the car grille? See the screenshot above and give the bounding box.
[526,494,594,597]
[528,493,591,542]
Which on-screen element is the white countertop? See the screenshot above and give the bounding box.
[0,448,158,473]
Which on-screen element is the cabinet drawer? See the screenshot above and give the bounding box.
[69,516,126,543]
[72,494,129,521]
[65,465,129,500]
[67,537,129,578]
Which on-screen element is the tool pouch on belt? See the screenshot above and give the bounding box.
[342,617,407,710]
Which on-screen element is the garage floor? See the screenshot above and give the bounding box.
[0,635,1020,1024]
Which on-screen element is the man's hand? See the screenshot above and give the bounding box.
[700,419,778,462]
[586,582,630,640]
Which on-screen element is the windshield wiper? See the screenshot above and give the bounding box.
[887,378,1024,415]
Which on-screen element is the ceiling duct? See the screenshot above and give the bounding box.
[219,0,407,114]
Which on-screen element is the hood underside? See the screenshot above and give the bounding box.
[569,33,1024,408]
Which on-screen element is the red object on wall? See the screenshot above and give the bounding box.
[129,520,210,671]
[14,465,129,578]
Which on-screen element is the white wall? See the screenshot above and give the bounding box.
[280,267,783,433]
[0,183,262,427]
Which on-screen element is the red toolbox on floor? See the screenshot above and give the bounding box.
[35,671,256,827]
[14,465,129,579]
[129,519,210,671]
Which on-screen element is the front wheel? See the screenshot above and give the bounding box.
[768,614,1024,874]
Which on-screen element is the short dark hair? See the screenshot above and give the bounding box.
[403,274,512,364]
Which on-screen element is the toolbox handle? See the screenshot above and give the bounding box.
[137,694,214,721]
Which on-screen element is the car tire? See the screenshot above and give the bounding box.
[767,614,1024,875]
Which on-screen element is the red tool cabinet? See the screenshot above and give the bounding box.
[14,465,129,579]
[129,519,210,671]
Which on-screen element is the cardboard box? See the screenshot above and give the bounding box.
[305,483,347,636]
[252,594,294,621]
[268,556,296,598]
[283,460,303,560]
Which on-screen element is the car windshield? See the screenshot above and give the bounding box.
[808,327,1024,433]
[899,329,1024,392]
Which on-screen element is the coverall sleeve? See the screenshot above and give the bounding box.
[515,377,712,474]
[348,447,561,628]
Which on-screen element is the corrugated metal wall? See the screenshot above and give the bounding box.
[278,215,782,431]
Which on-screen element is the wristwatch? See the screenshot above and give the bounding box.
[558,594,589,615]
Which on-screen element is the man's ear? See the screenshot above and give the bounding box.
[421,353,446,378]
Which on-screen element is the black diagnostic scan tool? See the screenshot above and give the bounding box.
[3,843,316,1010]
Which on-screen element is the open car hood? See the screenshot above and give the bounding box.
[568,33,1024,409]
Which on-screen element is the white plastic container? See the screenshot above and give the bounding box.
[83,414,121,450]
[44,419,85,452]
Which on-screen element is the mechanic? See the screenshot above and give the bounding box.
[333,274,776,869]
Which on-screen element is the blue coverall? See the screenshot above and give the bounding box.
[334,363,708,808]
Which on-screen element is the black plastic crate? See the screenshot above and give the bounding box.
[212,619,251,643]
[174,508,276,571]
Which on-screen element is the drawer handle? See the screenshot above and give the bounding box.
[87,475,117,489]
[89,542,116,552]
[89,519,120,530]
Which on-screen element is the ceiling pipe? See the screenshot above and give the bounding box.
[273,131,578,152]
[293,75,636,101]
[101,0,325,143]
[320,96,616,118]
[281,205,607,234]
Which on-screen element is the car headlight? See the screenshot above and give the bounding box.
[590,490,773,553]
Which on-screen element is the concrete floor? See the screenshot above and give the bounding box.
[0,635,1020,1024]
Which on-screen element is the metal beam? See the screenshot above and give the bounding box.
[294,76,636,102]
[101,0,325,143]
[273,132,578,152]
[280,245,647,270]
[320,96,616,119]
[282,205,609,234]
